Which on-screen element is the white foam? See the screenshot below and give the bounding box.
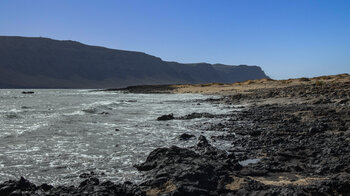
[97,122,118,128]
[64,110,85,116]
[9,108,23,113]
[0,89,236,185]
[27,123,47,132]
[82,100,120,107]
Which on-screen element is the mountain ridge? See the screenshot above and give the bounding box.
[0,36,269,88]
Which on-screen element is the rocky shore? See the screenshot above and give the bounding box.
[1,74,350,195]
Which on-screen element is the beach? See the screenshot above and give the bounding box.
[1,74,350,195]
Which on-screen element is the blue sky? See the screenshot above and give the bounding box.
[0,0,349,79]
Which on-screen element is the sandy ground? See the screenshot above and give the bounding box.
[169,73,350,95]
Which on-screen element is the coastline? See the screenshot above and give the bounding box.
[115,73,350,96]
[1,74,350,195]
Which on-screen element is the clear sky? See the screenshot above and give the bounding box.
[0,0,349,79]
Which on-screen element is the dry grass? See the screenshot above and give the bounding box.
[226,173,326,191]
[225,177,246,191]
[315,75,333,80]
[250,173,327,186]
[257,152,268,159]
[168,74,350,95]
[281,79,293,84]
[315,80,325,86]
[146,181,177,196]
[299,77,310,82]
[246,80,256,85]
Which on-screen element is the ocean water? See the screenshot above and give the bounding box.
[0,89,233,186]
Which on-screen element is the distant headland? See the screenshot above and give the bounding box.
[0,36,268,89]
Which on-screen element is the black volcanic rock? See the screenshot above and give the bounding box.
[0,36,269,88]
[178,112,215,120]
[135,136,242,195]
[0,177,145,196]
[178,133,196,140]
[21,91,34,94]
[157,114,175,121]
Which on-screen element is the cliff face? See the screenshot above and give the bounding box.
[0,36,269,88]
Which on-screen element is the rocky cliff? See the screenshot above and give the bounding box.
[0,36,268,88]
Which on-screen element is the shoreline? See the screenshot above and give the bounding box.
[1,74,350,195]
[113,73,350,95]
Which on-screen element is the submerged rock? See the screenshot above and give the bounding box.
[157,114,175,121]
[177,112,215,120]
[178,133,195,140]
[21,91,34,94]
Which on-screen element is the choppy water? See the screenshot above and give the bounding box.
[0,89,233,186]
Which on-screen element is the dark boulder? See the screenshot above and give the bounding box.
[157,114,175,121]
[0,177,37,195]
[0,177,145,196]
[178,133,196,140]
[197,135,210,148]
[135,136,241,195]
[21,91,34,94]
[178,112,215,120]
[38,183,53,192]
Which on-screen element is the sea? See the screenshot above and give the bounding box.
[0,89,233,186]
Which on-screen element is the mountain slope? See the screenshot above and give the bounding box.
[0,36,269,88]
